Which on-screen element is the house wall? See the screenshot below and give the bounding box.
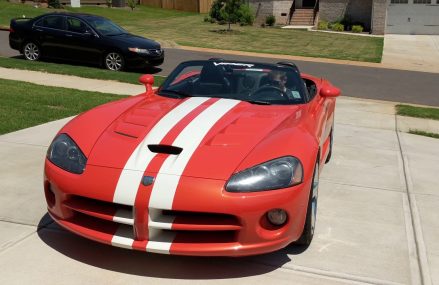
[249,0,292,24]
[319,0,386,34]
[371,0,386,35]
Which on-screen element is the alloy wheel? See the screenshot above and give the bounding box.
[105,52,123,71]
[24,43,40,61]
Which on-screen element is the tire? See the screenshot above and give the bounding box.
[325,128,333,164]
[104,52,125,71]
[295,159,319,246]
[23,42,41,61]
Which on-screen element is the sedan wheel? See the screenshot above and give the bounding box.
[295,160,319,246]
[23,42,40,61]
[104,52,124,71]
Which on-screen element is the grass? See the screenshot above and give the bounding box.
[0,57,166,86]
[409,129,439,139]
[0,78,128,135]
[0,1,384,62]
[396,104,439,121]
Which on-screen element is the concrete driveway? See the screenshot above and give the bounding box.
[0,96,438,285]
[382,35,439,74]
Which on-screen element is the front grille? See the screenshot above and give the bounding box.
[62,196,241,246]
[148,49,163,56]
[64,195,134,225]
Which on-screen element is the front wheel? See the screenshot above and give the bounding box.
[23,42,41,61]
[295,159,319,246]
[104,52,125,71]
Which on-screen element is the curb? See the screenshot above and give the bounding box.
[178,45,384,69]
[0,26,9,31]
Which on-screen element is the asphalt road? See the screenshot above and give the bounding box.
[1,31,438,106]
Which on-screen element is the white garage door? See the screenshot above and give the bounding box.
[386,0,439,34]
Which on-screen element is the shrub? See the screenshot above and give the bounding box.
[238,4,254,26]
[318,20,328,30]
[265,15,276,26]
[105,0,111,8]
[352,25,364,33]
[48,0,61,8]
[204,16,210,22]
[210,0,224,22]
[127,0,136,11]
[331,22,344,32]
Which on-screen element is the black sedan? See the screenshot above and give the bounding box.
[9,12,164,71]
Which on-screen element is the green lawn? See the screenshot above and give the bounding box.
[409,129,439,139]
[0,1,384,62]
[396,104,439,121]
[0,57,166,85]
[0,57,166,86]
[0,78,127,135]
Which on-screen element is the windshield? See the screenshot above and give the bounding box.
[86,17,126,36]
[158,61,306,105]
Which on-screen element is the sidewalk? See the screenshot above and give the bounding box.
[0,67,145,96]
[382,35,439,74]
[0,96,438,285]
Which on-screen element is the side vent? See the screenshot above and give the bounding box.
[148,144,183,155]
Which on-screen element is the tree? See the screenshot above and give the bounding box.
[220,0,244,31]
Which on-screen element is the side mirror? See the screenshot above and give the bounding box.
[83,31,94,37]
[139,74,154,96]
[320,85,341,97]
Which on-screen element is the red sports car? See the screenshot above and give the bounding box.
[44,60,340,256]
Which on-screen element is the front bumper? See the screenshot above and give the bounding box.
[44,160,311,256]
[125,50,165,68]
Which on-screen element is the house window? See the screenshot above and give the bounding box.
[413,0,431,3]
[390,0,408,3]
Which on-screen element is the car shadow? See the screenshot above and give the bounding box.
[8,56,163,75]
[37,213,306,279]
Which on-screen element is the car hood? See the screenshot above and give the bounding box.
[109,33,161,49]
[87,96,305,180]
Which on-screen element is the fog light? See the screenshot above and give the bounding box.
[267,209,287,226]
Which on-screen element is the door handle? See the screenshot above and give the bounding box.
[35,28,43,32]
[65,34,73,37]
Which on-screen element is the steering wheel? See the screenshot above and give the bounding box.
[249,85,286,101]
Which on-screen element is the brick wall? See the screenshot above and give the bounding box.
[249,0,292,24]
[319,0,348,23]
[371,0,386,35]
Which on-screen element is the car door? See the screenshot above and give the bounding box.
[307,79,331,164]
[32,15,67,59]
[64,17,101,64]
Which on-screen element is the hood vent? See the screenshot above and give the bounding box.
[148,144,183,155]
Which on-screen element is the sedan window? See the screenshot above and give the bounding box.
[67,17,88,34]
[36,15,66,30]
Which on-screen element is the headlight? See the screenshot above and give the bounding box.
[226,156,303,192]
[128,47,150,54]
[47,134,87,174]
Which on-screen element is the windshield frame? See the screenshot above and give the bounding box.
[158,60,307,105]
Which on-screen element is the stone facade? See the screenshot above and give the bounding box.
[249,0,386,34]
[319,0,385,34]
[371,0,386,35]
[249,0,292,25]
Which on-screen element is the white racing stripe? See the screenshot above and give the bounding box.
[111,225,135,249]
[146,99,240,254]
[113,97,209,206]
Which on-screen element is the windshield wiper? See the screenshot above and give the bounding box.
[159,89,193,99]
[241,99,271,105]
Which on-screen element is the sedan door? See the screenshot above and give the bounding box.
[32,15,68,59]
[64,17,102,64]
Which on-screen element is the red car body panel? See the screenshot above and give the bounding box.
[44,69,339,256]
